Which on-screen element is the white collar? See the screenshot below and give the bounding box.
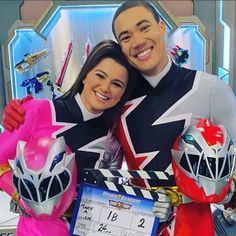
[142,57,172,88]
[74,93,103,121]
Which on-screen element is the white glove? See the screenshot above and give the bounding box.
[152,188,172,222]
[218,180,235,205]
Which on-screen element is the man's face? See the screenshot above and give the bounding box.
[114,6,168,76]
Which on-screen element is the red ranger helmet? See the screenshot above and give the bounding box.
[172,118,236,203]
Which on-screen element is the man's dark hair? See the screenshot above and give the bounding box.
[112,0,160,40]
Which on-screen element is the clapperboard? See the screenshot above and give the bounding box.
[70,169,173,236]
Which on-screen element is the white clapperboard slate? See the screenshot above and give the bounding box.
[70,169,174,236]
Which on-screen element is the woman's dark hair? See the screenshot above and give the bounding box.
[112,0,160,40]
[59,39,137,129]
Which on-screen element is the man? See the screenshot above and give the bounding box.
[111,1,236,235]
[112,0,236,182]
[2,1,236,235]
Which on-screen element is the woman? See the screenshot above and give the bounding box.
[0,39,137,235]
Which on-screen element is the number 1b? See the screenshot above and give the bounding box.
[107,211,118,222]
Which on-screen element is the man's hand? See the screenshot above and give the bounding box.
[152,188,172,222]
[2,95,33,131]
[219,180,235,205]
[213,180,235,223]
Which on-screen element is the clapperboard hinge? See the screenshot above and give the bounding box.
[82,168,173,201]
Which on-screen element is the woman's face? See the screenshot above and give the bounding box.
[80,58,128,114]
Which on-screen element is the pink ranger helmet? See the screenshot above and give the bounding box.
[172,118,236,203]
[9,136,77,220]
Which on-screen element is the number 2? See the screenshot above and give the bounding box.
[138,218,145,228]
